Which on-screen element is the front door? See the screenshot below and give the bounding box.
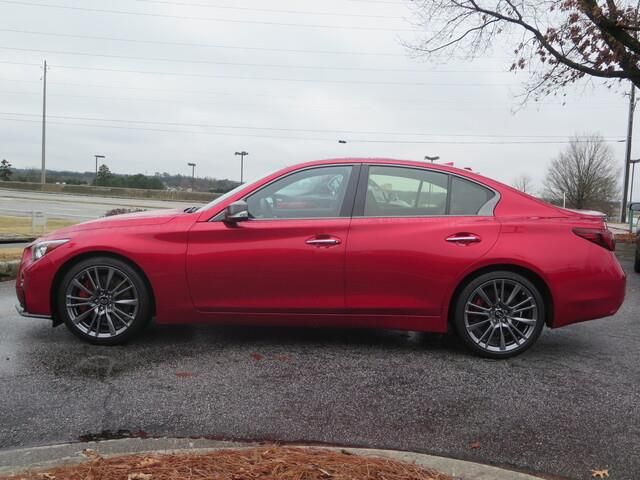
[186,164,358,313]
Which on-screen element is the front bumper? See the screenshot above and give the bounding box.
[15,304,51,320]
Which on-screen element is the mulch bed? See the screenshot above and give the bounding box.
[0,446,452,480]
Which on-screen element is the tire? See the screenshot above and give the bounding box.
[634,247,640,273]
[453,271,545,359]
[56,256,152,345]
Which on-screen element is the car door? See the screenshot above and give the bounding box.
[186,164,359,313]
[345,164,500,317]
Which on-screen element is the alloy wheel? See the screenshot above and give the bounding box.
[464,278,539,353]
[65,265,139,339]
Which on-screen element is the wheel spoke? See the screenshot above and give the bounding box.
[476,287,494,306]
[468,319,491,330]
[85,270,98,291]
[511,296,533,311]
[111,308,131,327]
[498,323,506,351]
[484,325,497,346]
[509,316,537,326]
[72,279,94,296]
[105,311,117,336]
[467,303,491,312]
[500,280,505,304]
[504,322,524,345]
[67,301,93,308]
[72,307,95,325]
[104,268,115,291]
[113,306,134,320]
[113,285,133,298]
[505,284,521,306]
[512,304,535,315]
[86,310,98,335]
[113,298,138,306]
[93,267,102,290]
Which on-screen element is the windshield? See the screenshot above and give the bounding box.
[199,179,259,212]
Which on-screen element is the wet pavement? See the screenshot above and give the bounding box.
[0,247,638,480]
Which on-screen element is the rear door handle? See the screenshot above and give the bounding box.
[306,236,342,246]
[446,233,481,244]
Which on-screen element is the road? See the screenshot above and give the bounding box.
[0,247,638,480]
[0,189,198,221]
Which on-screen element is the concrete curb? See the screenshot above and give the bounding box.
[0,260,19,280]
[0,438,546,480]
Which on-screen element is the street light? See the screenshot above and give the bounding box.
[424,155,440,163]
[235,151,248,183]
[187,162,196,191]
[94,154,105,181]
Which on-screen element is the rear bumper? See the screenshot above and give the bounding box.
[552,251,626,328]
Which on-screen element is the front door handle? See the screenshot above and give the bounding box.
[446,233,481,244]
[306,236,342,247]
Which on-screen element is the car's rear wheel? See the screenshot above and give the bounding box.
[56,256,152,345]
[453,271,545,358]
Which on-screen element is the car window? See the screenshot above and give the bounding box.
[365,166,449,217]
[450,176,496,215]
[246,165,352,219]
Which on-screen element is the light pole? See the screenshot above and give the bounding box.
[235,151,248,183]
[94,155,105,182]
[187,162,196,191]
[425,155,440,163]
[629,158,640,207]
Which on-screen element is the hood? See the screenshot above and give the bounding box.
[48,208,184,237]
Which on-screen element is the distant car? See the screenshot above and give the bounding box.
[15,158,626,358]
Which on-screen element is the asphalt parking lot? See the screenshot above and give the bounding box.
[0,246,638,480]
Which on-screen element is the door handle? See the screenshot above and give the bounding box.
[306,236,341,246]
[446,233,481,244]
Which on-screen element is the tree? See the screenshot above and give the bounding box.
[94,164,112,187]
[408,0,640,97]
[544,134,619,211]
[512,174,535,194]
[0,159,12,181]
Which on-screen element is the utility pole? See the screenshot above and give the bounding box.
[235,151,248,183]
[187,162,196,190]
[41,59,47,184]
[94,155,105,182]
[622,84,636,223]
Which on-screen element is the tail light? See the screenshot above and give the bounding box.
[573,228,616,251]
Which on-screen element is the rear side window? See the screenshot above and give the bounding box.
[365,166,449,217]
[450,176,495,215]
[361,165,496,217]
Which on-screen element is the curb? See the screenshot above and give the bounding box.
[0,438,546,480]
[0,260,19,280]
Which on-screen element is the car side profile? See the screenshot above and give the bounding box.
[15,158,626,358]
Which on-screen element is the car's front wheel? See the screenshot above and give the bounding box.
[56,256,152,345]
[453,271,545,358]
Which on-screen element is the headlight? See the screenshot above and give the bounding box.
[32,239,70,261]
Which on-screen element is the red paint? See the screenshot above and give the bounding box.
[17,158,625,334]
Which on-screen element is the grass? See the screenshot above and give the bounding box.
[0,215,77,236]
[0,248,23,262]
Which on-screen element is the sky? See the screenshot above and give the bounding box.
[0,0,636,196]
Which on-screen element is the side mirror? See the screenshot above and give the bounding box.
[223,200,249,224]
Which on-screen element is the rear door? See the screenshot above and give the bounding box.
[345,165,501,317]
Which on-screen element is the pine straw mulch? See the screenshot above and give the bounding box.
[0,446,453,480]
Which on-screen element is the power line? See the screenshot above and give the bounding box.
[0,0,415,31]
[0,111,624,139]
[0,28,409,57]
[0,88,628,111]
[133,0,402,19]
[0,61,515,86]
[0,115,623,145]
[0,46,516,73]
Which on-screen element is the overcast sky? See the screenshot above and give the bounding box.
[0,0,635,195]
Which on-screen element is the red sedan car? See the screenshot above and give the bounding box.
[15,158,625,358]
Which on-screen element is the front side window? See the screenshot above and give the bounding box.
[365,166,449,217]
[246,165,352,219]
